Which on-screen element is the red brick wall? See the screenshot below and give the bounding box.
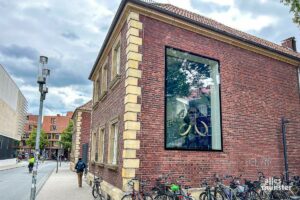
[137,15,300,187]
[79,111,91,158]
[89,22,128,190]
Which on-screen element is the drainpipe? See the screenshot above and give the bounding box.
[281,117,289,183]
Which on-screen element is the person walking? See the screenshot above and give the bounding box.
[75,158,86,187]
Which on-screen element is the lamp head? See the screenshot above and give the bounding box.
[40,56,48,65]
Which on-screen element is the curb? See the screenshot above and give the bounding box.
[0,163,27,171]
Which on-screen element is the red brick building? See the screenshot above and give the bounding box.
[70,100,92,170]
[43,112,73,159]
[88,0,300,198]
[19,114,38,155]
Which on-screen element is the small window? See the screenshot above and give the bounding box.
[111,36,121,80]
[55,134,59,139]
[48,134,51,139]
[98,127,105,163]
[108,120,118,165]
[93,75,100,103]
[91,132,98,162]
[50,125,57,131]
[51,118,56,124]
[0,137,3,149]
[101,62,108,93]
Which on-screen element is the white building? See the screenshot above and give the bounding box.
[0,64,27,163]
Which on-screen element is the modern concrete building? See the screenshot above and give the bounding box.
[87,0,300,199]
[43,112,73,159]
[0,64,27,164]
[70,100,92,170]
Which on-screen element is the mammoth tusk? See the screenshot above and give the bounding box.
[179,124,192,136]
[195,121,208,136]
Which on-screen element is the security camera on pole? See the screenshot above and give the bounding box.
[30,56,50,200]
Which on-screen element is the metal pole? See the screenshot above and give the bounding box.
[30,84,44,200]
[56,154,58,173]
[281,117,289,183]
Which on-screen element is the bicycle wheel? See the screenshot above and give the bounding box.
[143,194,154,200]
[154,194,174,200]
[121,194,137,200]
[213,190,224,200]
[199,192,215,200]
[92,185,99,198]
[247,190,262,200]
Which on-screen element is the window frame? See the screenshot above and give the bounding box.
[97,126,105,163]
[108,117,119,165]
[91,131,98,162]
[164,46,223,152]
[111,34,121,81]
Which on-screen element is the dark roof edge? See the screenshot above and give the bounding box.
[89,0,300,79]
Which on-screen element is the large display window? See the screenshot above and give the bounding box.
[165,47,222,151]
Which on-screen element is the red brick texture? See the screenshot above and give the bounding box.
[89,22,128,190]
[78,111,91,158]
[136,15,300,187]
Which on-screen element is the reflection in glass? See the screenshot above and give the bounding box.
[165,48,221,150]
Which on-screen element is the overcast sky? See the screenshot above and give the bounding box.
[0,0,298,115]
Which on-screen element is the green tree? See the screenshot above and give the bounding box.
[281,0,300,26]
[26,128,49,150]
[59,121,73,152]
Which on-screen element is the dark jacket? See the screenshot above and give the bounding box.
[75,160,86,173]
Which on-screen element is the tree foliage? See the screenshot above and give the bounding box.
[59,121,73,151]
[26,128,49,150]
[281,0,300,26]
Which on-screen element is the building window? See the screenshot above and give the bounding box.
[108,120,118,165]
[51,118,56,124]
[50,125,57,131]
[29,125,33,131]
[91,132,98,162]
[101,62,108,93]
[55,134,59,140]
[48,134,51,139]
[165,47,222,151]
[0,137,3,149]
[98,127,105,163]
[93,75,100,103]
[111,36,121,80]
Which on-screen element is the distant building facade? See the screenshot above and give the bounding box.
[19,114,38,155]
[0,64,27,161]
[42,112,73,159]
[70,100,92,170]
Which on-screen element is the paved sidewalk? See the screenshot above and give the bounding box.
[37,162,92,200]
[0,160,28,171]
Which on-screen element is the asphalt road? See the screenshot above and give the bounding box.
[0,161,56,200]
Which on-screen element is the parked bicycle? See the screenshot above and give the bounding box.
[92,176,105,200]
[122,178,153,200]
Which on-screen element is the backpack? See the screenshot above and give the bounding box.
[76,161,85,172]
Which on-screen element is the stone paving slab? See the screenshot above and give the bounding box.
[37,162,92,200]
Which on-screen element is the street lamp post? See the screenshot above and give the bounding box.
[30,56,50,200]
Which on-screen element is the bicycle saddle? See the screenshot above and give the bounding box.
[185,186,192,189]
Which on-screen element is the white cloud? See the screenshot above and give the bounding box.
[19,84,91,115]
[208,7,278,32]
[201,0,234,6]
